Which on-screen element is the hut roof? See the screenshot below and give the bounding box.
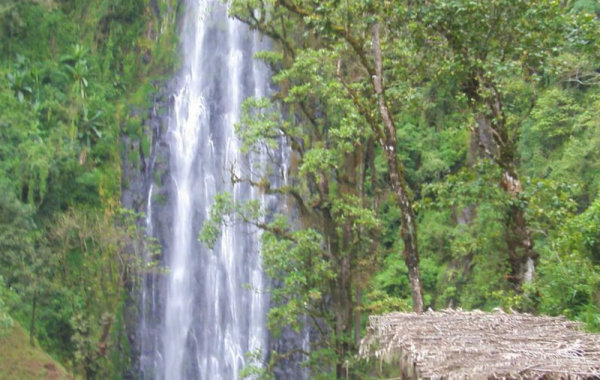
[359,309,600,379]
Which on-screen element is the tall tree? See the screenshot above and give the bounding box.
[202,51,381,376]
[231,0,425,314]
[417,0,581,287]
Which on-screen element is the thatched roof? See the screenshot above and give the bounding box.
[359,309,600,379]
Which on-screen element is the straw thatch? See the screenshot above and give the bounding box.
[359,309,600,379]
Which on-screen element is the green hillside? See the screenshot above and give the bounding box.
[0,323,71,380]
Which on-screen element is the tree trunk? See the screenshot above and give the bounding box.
[354,286,361,348]
[334,256,353,379]
[29,288,37,347]
[372,22,424,313]
[476,113,537,287]
[501,170,536,286]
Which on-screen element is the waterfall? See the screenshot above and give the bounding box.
[140,1,272,378]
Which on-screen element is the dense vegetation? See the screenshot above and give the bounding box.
[202,0,600,378]
[0,0,178,378]
[2,0,600,379]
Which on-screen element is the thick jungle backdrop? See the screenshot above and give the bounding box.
[0,0,179,378]
[1,0,600,379]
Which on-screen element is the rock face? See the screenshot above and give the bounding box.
[121,83,172,219]
[121,78,173,380]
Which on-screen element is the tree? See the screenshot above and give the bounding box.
[416,0,593,288]
[0,276,14,338]
[202,52,381,376]
[0,186,55,346]
[48,208,145,379]
[231,0,424,316]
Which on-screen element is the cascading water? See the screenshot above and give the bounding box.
[139,1,273,378]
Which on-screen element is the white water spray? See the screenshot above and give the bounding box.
[140,1,272,379]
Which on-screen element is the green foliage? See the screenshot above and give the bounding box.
[570,0,600,14]
[0,277,14,337]
[530,197,600,329]
[3,0,600,377]
[371,254,440,310]
[200,194,337,335]
[521,90,600,200]
[226,0,600,377]
[0,322,71,380]
[419,162,517,309]
[0,0,179,376]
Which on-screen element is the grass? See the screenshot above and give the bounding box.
[0,322,71,380]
